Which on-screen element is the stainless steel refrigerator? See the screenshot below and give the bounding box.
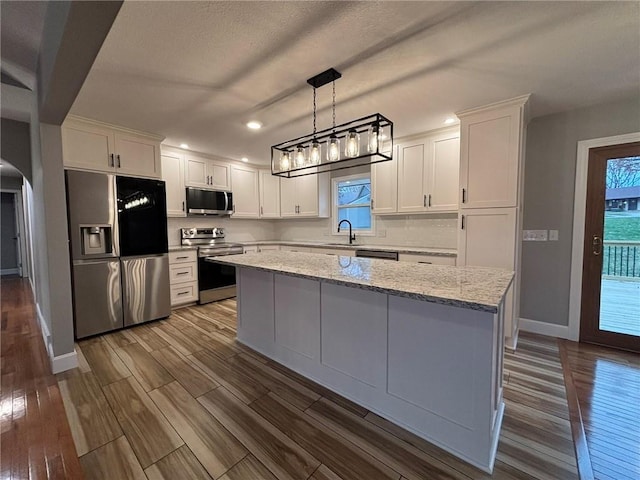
[65,170,171,339]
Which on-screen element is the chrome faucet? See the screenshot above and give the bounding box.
[337,219,356,245]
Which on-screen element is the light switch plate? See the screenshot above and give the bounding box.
[549,230,559,241]
[523,229,548,241]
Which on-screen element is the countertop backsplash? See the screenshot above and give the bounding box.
[167,217,278,246]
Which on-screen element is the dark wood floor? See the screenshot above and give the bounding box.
[1,275,637,479]
[1,277,83,479]
[559,339,640,480]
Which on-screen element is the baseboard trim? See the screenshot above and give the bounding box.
[1,268,19,275]
[520,317,570,339]
[35,303,78,374]
[36,303,52,357]
[51,350,79,374]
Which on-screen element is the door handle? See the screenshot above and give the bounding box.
[592,235,602,255]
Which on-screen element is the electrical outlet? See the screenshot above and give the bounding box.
[549,230,559,241]
[523,230,548,241]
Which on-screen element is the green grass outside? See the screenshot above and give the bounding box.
[604,214,640,241]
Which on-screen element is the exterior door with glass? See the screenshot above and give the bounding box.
[580,142,640,352]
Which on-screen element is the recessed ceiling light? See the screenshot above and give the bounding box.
[246,121,262,130]
[444,118,456,125]
[179,143,189,149]
[241,157,249,163]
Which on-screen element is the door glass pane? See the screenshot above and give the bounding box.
[600,156,640,336]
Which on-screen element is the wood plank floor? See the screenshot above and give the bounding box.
[559,339,640,480]
[599,278,640,336]
[3,274,633,480]
[0,277,84,479]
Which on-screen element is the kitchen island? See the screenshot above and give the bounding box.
[208,251,513,473]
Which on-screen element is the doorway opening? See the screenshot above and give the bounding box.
[1,191,22,277]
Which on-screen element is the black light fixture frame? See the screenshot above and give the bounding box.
[271,113,393,178]
[271,67,393,178]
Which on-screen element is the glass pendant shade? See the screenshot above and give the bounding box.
[309,140,321,165]
[279,151,291,171]
[345,129,360,158]
[294,145,307,168]
[327,135,340,162]
[368,124,383,153]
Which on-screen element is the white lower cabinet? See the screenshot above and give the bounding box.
[398,253,456,265]
[168,250,198,306]
[457,208,517,269]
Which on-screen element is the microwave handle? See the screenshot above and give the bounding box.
[224,191,229,212]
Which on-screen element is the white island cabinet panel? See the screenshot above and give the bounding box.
[274,274,320,360]
[321,283,387,388]
[237,269,275,352]
[388,296,489,429]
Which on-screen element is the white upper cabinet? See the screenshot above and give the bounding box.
[395,128,460,214]
[280,171,330,218]
[457,208,517,269]
[458,102,524,209]
[371,155,397,214]
[185,155,231,190]
[161,151,186,217]
[259,170,280,218]
[231,165,259,218]
[62,117,163,178]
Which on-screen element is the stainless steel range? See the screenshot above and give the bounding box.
[180,228,244,304]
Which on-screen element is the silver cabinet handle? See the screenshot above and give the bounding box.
[117,154,121,168]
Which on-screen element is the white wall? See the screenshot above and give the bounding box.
[276,214,457,249]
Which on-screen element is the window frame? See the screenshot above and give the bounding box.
[331,172,375,236]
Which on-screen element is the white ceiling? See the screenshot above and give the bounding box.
[67,1,639,165]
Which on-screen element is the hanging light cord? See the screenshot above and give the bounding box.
[313,86,317,136]
[332,80,336,131]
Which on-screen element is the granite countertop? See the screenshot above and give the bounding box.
[169,245,198,252]
[239,240,457,257]
[208,251,512,313]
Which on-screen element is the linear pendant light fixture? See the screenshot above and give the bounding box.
[271,68,393,177]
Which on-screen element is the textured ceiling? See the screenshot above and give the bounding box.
[68,1,640,165]
[0,1,48,91]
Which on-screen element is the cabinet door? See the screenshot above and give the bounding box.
[161,153,186,217]
[427,133,459,212]
[62,123,115,172]
[296,175,319,216]
[231,165,259,218]
[185,156,209,187]
[208,161,231,190]
[459,105,521,209]
[280,177,298,217]
[114,134,161,178]
[457,207,517,269]
[397,141,427,213]
[259,170,281,218]
[371,156,397,214]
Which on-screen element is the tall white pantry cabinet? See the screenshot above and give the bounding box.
[456,95,529,349]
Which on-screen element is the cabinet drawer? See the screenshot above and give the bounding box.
[169,250,197,264]
[170,282,198,306]
[398,253,456,265]
[170,263,196,284]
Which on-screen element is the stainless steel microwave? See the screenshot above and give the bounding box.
[185,188,234,216]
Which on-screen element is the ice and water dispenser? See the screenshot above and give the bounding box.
[80,225,113,256]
